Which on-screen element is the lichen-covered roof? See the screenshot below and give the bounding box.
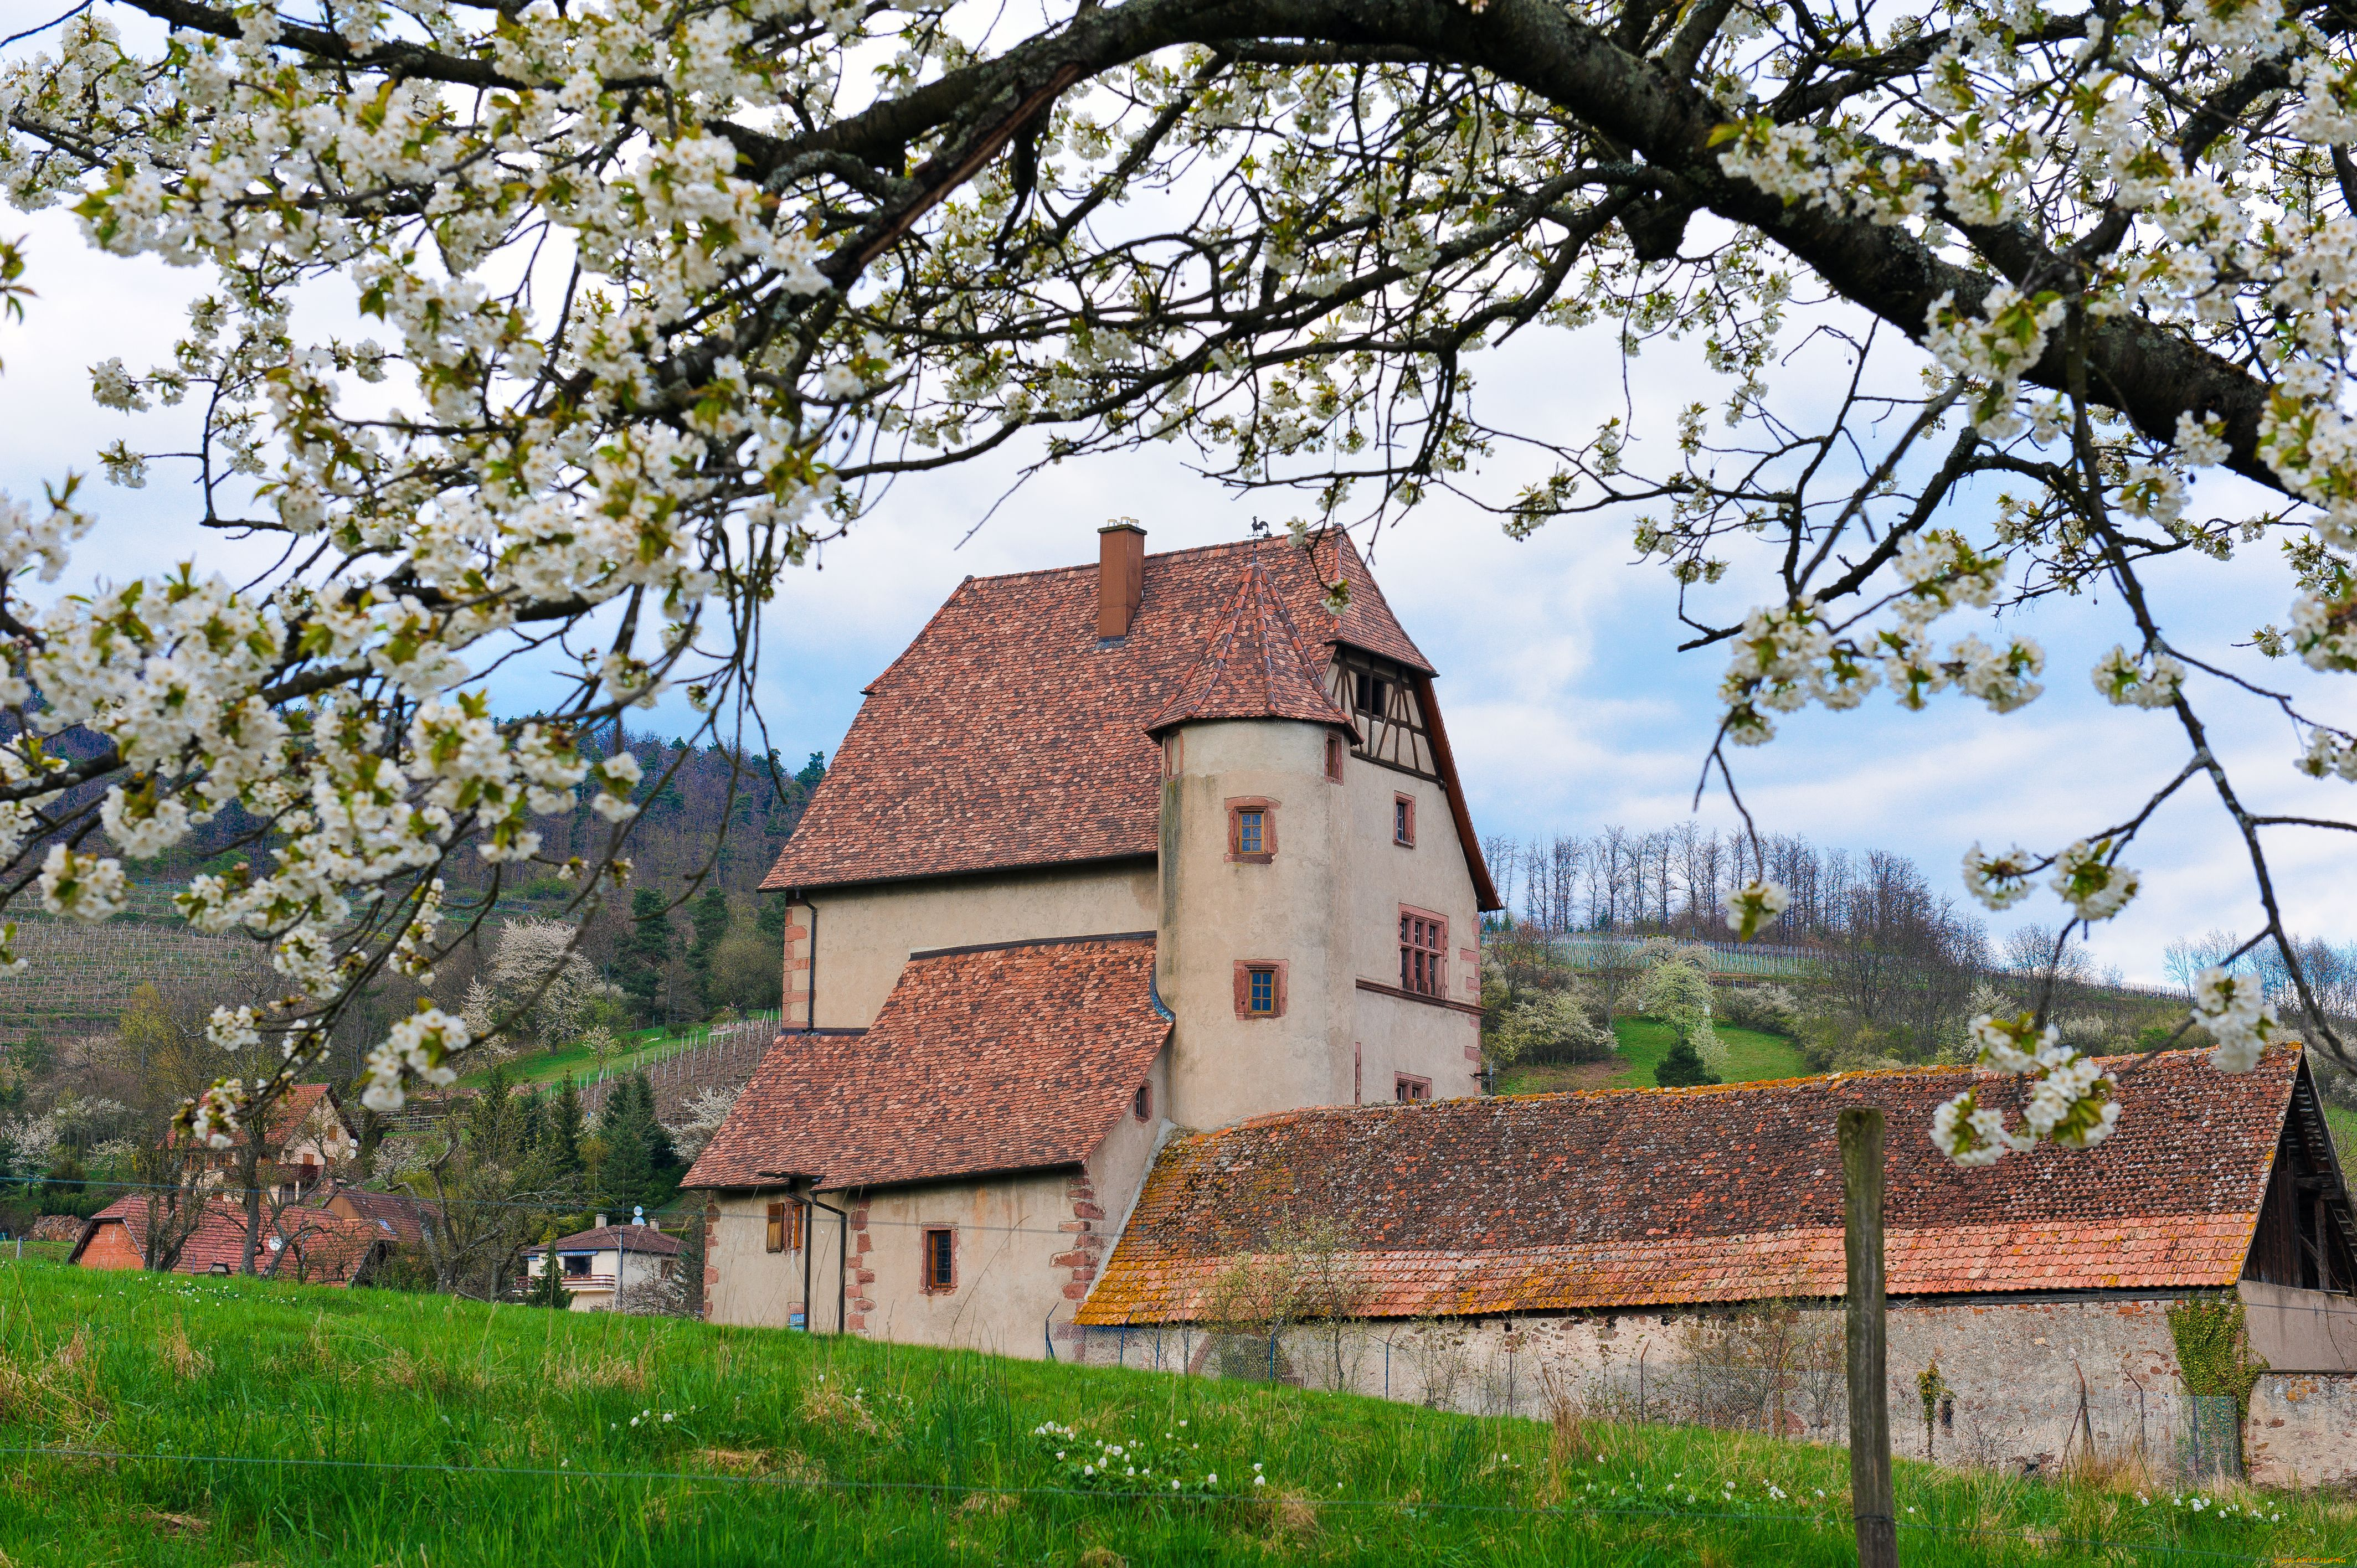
[760,533,1438,894]
[1076,1049,2303,1323]
[684,935,1170,1193]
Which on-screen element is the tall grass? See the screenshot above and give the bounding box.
[0,1258,2347,1566]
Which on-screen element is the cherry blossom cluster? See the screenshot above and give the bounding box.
[1928,1013,2121,1167]
[2189,967,2281,1075]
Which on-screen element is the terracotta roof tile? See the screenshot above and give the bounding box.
[73,1195,385,1285]
[1146,557,1357,737]
[762,534,1440,894]
[1076,1049,2301,1324]
[315,1183,439,1247]
[526,1223,682,1256]
[685,935,1170,1192]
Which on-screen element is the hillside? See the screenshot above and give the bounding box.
[1497,1017,1811,1095]
[1,1260,2345,1566]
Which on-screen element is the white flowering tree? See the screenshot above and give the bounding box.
[0,0,2351,1159]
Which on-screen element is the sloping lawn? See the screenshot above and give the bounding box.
[1,1259,2346,1566]
[1501,1018,1813,1095]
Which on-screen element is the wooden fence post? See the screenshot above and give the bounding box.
[1841,1106,1898,1568]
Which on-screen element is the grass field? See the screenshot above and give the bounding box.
[2324,1101,2357,1162]
[2,1259,2347,1566]
[1499,1017,1814,1096]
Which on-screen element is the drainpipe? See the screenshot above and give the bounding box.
[809,1194,849,1333]
[800,1188,814,1331]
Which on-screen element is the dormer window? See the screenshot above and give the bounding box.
[1355,670,1389,715]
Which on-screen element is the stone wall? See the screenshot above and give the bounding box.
[2246,1373,2357,1488]
[1073,1296,2203,1476]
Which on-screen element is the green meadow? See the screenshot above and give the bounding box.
[2,1258,2348,1566]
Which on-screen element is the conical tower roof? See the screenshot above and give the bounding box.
[1145,552,1357,738]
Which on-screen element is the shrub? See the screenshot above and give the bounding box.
[1715,983,1803,1036]
[1488,984,1616,1066]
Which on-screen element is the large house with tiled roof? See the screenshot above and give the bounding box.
[688,524,1501,1348]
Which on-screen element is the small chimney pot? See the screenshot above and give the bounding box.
[1098,521,1146,639]
[595,1212,608,1230]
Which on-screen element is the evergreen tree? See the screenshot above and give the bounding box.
[595,1074,677,1215]
[795,751,826,791]
[687,886,730,1013]
[1653,1038,1721,1088]
[755,892,790,940]
[545,1075,584,1174]
[614,888,675,1020]
[522,1231,574,1309]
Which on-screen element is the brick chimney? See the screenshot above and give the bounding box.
[1098,520,1146,639]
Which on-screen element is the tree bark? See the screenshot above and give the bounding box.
[1841,1106,1898,1568]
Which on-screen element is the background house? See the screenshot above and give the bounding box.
[175,1082,358,1203]
[521,1211,683,1311]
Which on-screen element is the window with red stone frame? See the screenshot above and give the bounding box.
[1233,960,1287,1018]
[1226,797,1277,863]
[1393,793,1416,846]
[1399,907,1446,997]
[1394,1074,1432,1103]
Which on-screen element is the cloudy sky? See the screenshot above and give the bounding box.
[1,183,2348,985]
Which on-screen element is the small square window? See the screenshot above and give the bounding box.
[1393,795,1416,847]
[1394,1075,1431,1104]
[1226,798,1277,862]
[1356,670,1388,715]
[923,1227,955,1292]
[1234,960,1286,1018]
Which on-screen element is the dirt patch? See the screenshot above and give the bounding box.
[1499,1061,1625,1095]
[143,1512,209,1536]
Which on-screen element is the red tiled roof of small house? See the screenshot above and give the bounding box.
[685,934,1170,1193]
[525,1223,683,1256]
[1076,1048,2309,1324]
[70,1195,386,1285]
[760,533,1456,896]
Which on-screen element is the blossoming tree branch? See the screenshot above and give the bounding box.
[0,0,2350,1158]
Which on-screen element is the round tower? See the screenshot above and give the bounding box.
[1147,555,1359,1131]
